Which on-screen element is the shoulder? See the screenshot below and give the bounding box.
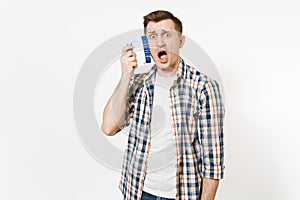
[184,64,221,100]
[184,64,211,89]
[132,73,147,85]
[129,66,155,92]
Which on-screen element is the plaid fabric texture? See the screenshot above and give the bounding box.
[119,59,225,200]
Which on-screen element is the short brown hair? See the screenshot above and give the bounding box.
[143,10,183,34]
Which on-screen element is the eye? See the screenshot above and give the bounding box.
[149,34,157,40]
[165,32,172,38]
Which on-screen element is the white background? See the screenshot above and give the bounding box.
[1,0,300,199]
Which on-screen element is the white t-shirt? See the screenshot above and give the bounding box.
[143,71,177,198]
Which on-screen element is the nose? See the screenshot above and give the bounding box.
[156,36,166,48]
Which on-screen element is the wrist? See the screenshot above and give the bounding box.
[121,70,134,80]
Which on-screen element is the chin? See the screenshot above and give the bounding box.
[155,62,170,69]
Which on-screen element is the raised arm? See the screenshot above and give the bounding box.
[101,45,137,136]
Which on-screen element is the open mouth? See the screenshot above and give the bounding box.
[157,50,168,63]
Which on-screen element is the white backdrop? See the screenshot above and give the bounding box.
[1,0,300,199]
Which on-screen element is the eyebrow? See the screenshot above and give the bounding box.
[147,30,156,34]
[147,29,170,34]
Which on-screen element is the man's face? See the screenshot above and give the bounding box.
[145,19,185,70]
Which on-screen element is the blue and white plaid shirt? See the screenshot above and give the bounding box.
[119,59,225,200]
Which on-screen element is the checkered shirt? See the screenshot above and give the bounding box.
[119,59,225,200]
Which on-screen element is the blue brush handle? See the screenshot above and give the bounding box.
[141,35,151,63]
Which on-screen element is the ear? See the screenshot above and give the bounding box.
[179,35,185,48]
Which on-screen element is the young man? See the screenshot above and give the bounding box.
[102,10,225,200]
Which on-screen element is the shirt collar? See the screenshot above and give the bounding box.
[144,58,187,84]
[176,58,186,81]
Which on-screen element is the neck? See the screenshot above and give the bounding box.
[157,67,176,77]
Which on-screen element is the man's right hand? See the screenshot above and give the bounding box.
[121,45,138,76]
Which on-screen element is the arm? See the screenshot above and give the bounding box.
[201,178,219,200]
[199,79,225,199]
[101,45,137,136]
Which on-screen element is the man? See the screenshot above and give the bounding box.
[102,10,225,200]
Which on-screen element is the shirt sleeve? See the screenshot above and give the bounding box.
[117,75,136,131]
[198,79,225,179]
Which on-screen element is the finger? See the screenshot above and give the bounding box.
[122,51,136,59]
[127,55,137,62]
[130,62,138,68]
[122,45,135,54]
[128,51,137,57]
